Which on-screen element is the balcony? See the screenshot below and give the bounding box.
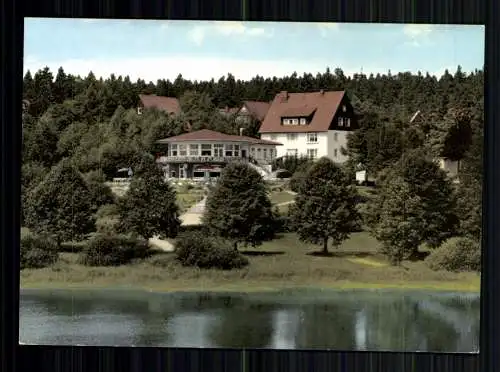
[156,155,249,164]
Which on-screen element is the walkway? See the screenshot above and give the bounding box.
[148,197,207,252]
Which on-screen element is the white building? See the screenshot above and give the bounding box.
[258,90,357,163]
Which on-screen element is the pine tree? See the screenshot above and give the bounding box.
[291,157,359,254]
[23,159,95,245]
[117,154,181,239]
[203,162,276,250]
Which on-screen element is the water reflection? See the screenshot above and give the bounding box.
[19,289,479,352]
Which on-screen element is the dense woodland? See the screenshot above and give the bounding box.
[21,66,483,269]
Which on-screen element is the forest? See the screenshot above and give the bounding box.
[20,65,483,290]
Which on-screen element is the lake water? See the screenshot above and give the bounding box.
[19,289,479,352]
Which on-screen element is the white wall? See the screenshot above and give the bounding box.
[261,132,327,159]
[261,131,349,163]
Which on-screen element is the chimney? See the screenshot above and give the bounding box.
[281,91,289,102]
[239,128,245,136]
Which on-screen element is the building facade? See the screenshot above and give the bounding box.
[258,90,357,163]
[155,129,281,180]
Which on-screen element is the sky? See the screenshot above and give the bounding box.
[24,19,485,83]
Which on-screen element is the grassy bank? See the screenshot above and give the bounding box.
[20,232,480,293]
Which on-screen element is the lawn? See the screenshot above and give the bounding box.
[20,231,480,293]
[269,191,295,205]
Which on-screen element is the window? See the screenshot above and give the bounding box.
[291,118,299,125]
[263,148,268,159]
[334,149,338,157]
[286,149,298,157]
[307,132,318,143]
[307,149,318,159]
[189,144,199,156]
[334,133,338,141]
[287,133,297,141]
[338,117,344,126]
[225,144,234,157]
[283,118,290,125]
[234,144,240,157]
[214,144,224,157]
[170,144,178,156]
[300,118,307,125]
[201,144,212,156]
[193,171,205,178]
[179,144,187,156]
[342,105,346,112]
[346,118,351,127]
[137,107,143,115]
[269,149,274,158]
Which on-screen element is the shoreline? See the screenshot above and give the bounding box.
[20,279,480,294]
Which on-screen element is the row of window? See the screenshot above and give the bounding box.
[285,149,340,159]
[250,147,274,159]
[282,118,307,125]
[284,132,340,142]
[170,143,239,157]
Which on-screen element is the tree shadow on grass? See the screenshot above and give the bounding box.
[241,251,286,257]
[407,251,430,262]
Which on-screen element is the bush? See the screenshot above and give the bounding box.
[20,233,59,269]
[95,204,119,220]
[175,232,249,270]
[79,233,150,266]
[96,216,120,235]
[426,237,481,272]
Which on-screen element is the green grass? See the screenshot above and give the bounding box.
[270,191,295,205]
[20,232,480,293]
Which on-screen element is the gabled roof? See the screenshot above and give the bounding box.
[259,90,346,133]
[157,129,282,145]
[242,101,271,121]
[139,94,181,115]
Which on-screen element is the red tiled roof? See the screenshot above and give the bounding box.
[282,106,317,118]
[156,129,282,145]
[242,101,271,121]
[139,94,181,115]
[259,90,346,133]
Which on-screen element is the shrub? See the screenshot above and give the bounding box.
[95,204,119,220]
[79,233,150,266]
[175,232,249,270]
[20,233,59,269]
[426,237,481,272]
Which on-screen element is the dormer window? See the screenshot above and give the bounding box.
[300,118,307,125]
[291,118,299,125]
[283,118,291,125]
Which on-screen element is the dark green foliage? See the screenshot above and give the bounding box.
[291,157,359,254]
[272,155,312,174]
[369,150,459,264]
[289,161,314,193]
[83,170,115,213]
[23,159,95,244]
[20,233,59,269]
[203,163,276,249]
[79,233,150,267]
[175,231,249,270]
[117,155,181,239]
[426,237,481,272]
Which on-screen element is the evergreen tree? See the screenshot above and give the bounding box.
[23,159,95,245]
[291,157,358,254]
[203,163,276,250]
[370,150,459,263]
[117,154,181,239]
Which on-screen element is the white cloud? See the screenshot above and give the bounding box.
[187,21,272,46]
[402,24,434,47]
[23,55,457,83]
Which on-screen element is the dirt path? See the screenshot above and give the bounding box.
[148,197,207,252]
